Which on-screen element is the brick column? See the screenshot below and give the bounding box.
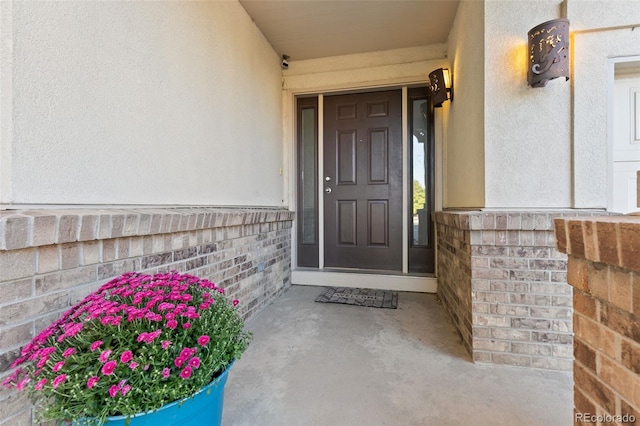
[434,210,606,371]
[555,215,640,424]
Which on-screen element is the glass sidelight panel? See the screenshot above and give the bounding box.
[408,87,434,273]
[301,108,316,243]
[411,98,429,246]
[297,97,319,267]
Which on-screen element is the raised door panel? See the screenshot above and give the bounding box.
[337,200,357,245]
[337,130,357,185]
[368,129,388,184]
[368,200,388,246]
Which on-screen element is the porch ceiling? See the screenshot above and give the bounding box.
[239,0,460,61]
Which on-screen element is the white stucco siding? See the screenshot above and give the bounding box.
[483,0,572,209]
[444,0,485,209]
[3,1,283,206]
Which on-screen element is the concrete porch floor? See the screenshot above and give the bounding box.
[222,285,573,426]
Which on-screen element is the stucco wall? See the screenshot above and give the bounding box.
[444,0,485,208]
[0,1,284,207]
[483,0,572,209]
[568,0,640,208]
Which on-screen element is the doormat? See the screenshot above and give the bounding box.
[315,287,398,309]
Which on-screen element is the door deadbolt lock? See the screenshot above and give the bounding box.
[325,187,332,194]
[325,176,331,182]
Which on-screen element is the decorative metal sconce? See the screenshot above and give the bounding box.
[428,68,452,107]
[527,19,570,87]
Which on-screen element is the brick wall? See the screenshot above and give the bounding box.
[0,207,294,425]
[434,213,473,356]
[434,210,605,371]
[555,215,640,424]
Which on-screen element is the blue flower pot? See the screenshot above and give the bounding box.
[77,362,233,426]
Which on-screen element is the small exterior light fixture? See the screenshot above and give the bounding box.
[428,68,452,107]
[527,19,570,87]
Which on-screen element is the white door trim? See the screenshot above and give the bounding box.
[287,81,444,290]
[607,56,640,213]
[292,270,437,293]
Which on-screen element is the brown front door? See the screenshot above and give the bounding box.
[323,90,403,271]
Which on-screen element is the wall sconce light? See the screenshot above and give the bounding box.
[527,19,570,87]
[428,68,452,107]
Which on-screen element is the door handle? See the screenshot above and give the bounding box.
[325,187,332,194]
[325,176,332,182]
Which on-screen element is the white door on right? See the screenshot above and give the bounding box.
[611,62,640,214]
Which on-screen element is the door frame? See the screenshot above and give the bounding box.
[285,82,445,293]
[607,55,640,213]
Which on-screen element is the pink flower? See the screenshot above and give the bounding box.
[161,340,172,350]
[65,323,83,337]
[122,384,131,396]
[37,356,49,369]
[166,320,178,330]
[53,361,65,372]
[87,376,100,389]
[16,377,30,391]
[158,302,175,311]
[188,357,200,369]
[147,329,162,342]
[162,367,170,378]
[179,347,195,359]
[120,350,133,364]
[52,374,67,388]
[109,385,119,398]
[197,335,210,346]
[99,349,112,363]
[101,360,117,375]
[180,367,192,380]
[174,357,186,368]
[62,348,77,358]
[129,361,139,370]
[90,340,103,352]
[35,378,47,391]
[182,322,191,329]
[136,332,148,343]
[232,299,240,307]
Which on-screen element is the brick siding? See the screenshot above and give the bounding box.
[434,210,605,371]
[0,207,294,425]
[555,215,640,424]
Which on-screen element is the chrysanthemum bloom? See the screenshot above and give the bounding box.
[99,349,112,363]
[101,360,117,376]
[109,385,119,398]
[174,357,185,368]
[179,367,192,379]
[52,374,66,388]
[197,335,210,346]
[120,350,133,364]
[62,348,77,358]
[87,376,99,389]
